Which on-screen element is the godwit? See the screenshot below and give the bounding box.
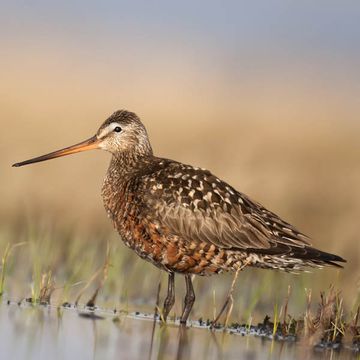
[13,110,346,323]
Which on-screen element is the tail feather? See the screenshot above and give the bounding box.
[289,246,346,268]
[249,244,346,269]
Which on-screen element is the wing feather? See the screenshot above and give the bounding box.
[141,161,318,254]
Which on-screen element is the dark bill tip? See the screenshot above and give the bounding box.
[12,135,100,168]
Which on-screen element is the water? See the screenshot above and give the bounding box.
[0,303,355,360]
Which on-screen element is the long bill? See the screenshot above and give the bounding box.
[12,135,100,167]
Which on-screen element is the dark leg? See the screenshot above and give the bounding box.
[163,272,175,322]
[180,274,195,324]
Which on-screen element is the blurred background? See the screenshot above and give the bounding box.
[0,1,359,320]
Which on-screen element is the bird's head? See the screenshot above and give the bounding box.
[12,110,152,167]
[96,110,152,155]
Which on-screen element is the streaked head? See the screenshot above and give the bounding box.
[96,110,151,154]
[12,110,153,167]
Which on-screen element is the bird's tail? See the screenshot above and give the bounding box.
[249,245,346,271]
[290,246,346,268]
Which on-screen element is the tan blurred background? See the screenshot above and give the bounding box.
[0,2,359,311]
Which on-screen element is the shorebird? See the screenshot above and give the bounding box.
[13,110,346,323]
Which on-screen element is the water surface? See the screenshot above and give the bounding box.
[0,303,353,360]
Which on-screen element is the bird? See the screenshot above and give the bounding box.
[13,110,346,324]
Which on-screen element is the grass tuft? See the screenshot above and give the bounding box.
[0,242,27,296]
[38,271,55,305]
[75,241,111,307]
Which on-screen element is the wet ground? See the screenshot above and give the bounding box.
[0,302,357,360]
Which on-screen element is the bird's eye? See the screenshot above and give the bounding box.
[114,126,122,133]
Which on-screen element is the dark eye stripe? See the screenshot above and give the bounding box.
[114,126,122,133]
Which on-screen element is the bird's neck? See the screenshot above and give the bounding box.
[109,144,154,180]
[101,146,155,219]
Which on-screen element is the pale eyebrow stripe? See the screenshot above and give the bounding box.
[98,123,121,138]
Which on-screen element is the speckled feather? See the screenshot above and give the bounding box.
[101,110,345,275]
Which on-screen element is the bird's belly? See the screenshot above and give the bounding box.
[102,190,250,275]
[115,217,250,276]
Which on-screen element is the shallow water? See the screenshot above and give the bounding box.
[0,303,355,360]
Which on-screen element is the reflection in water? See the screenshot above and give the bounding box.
[175,326,190,360]
[156,325,171,360]
[147,321,232,360]
[92,317,98,360]
[0,303,352,360]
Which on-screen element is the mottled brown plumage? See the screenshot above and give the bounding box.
[13,109,346,324]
